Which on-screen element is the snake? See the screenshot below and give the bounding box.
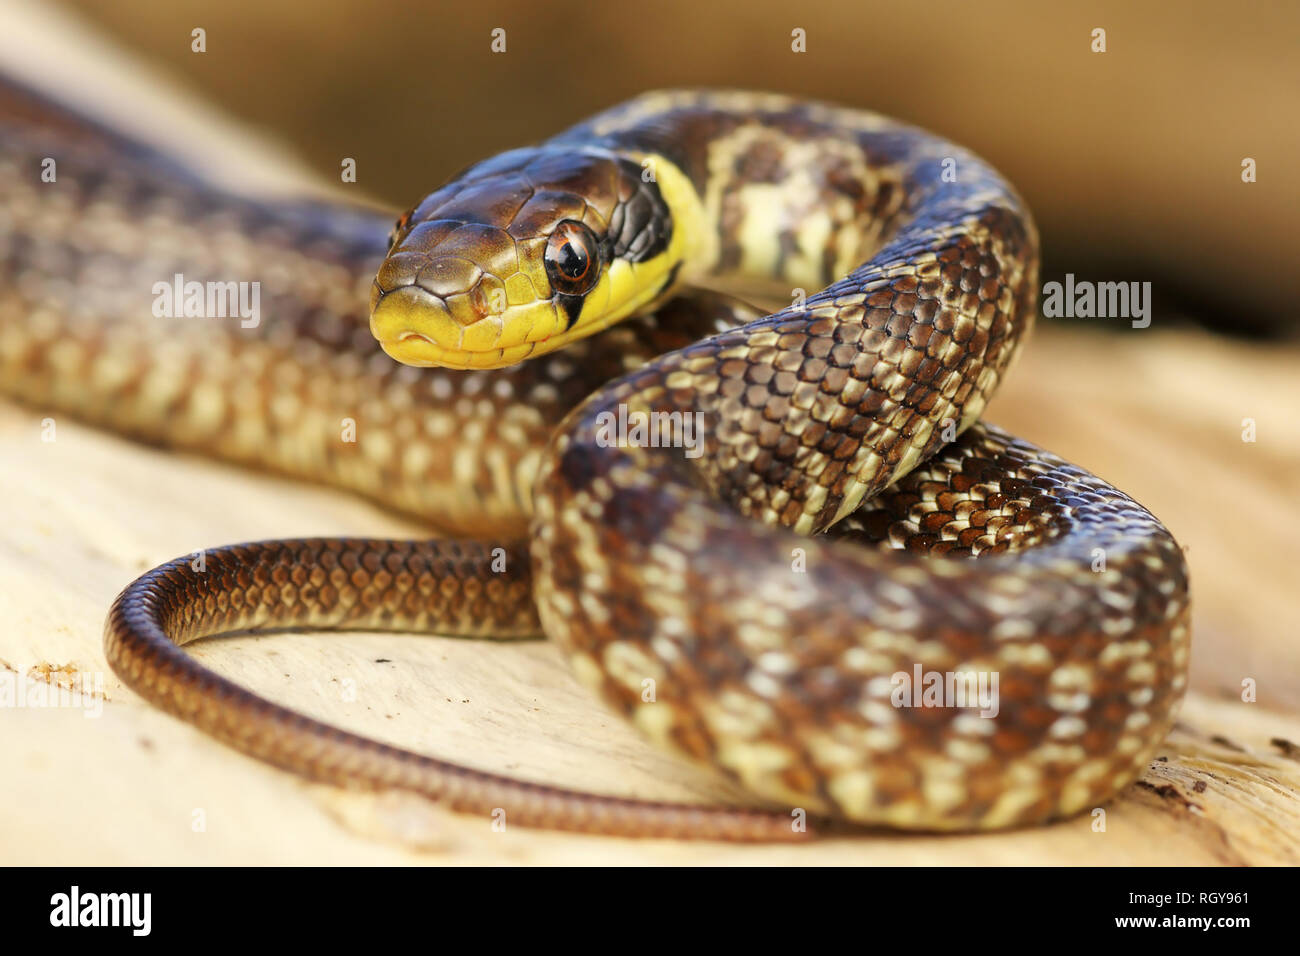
[0,80,1191,841]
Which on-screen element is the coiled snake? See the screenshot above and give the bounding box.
[1,85,1190,840]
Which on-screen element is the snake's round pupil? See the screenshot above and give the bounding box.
[545,221,599,295]
[556,239,587,279]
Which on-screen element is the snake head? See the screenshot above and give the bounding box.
[370,146,689,369]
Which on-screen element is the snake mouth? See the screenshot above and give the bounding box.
[370,284,559,369]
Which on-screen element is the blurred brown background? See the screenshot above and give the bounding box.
[59,0,1300,337]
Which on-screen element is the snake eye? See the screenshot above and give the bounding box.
[544,220,600,295]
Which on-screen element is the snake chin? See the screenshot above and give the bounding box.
[371,284,550,369]
[379,332,540,371]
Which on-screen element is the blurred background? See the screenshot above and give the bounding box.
[49,0,1300,337]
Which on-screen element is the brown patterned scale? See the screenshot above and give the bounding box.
[0,85,1190,839]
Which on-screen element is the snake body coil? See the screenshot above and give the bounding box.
[0,85,1190,839]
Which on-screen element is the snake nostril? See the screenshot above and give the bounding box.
[389,210,413,248]
[469,284,492,319]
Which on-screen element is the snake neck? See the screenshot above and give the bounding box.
[562,90,1038,313]
[543,90,1040,535]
